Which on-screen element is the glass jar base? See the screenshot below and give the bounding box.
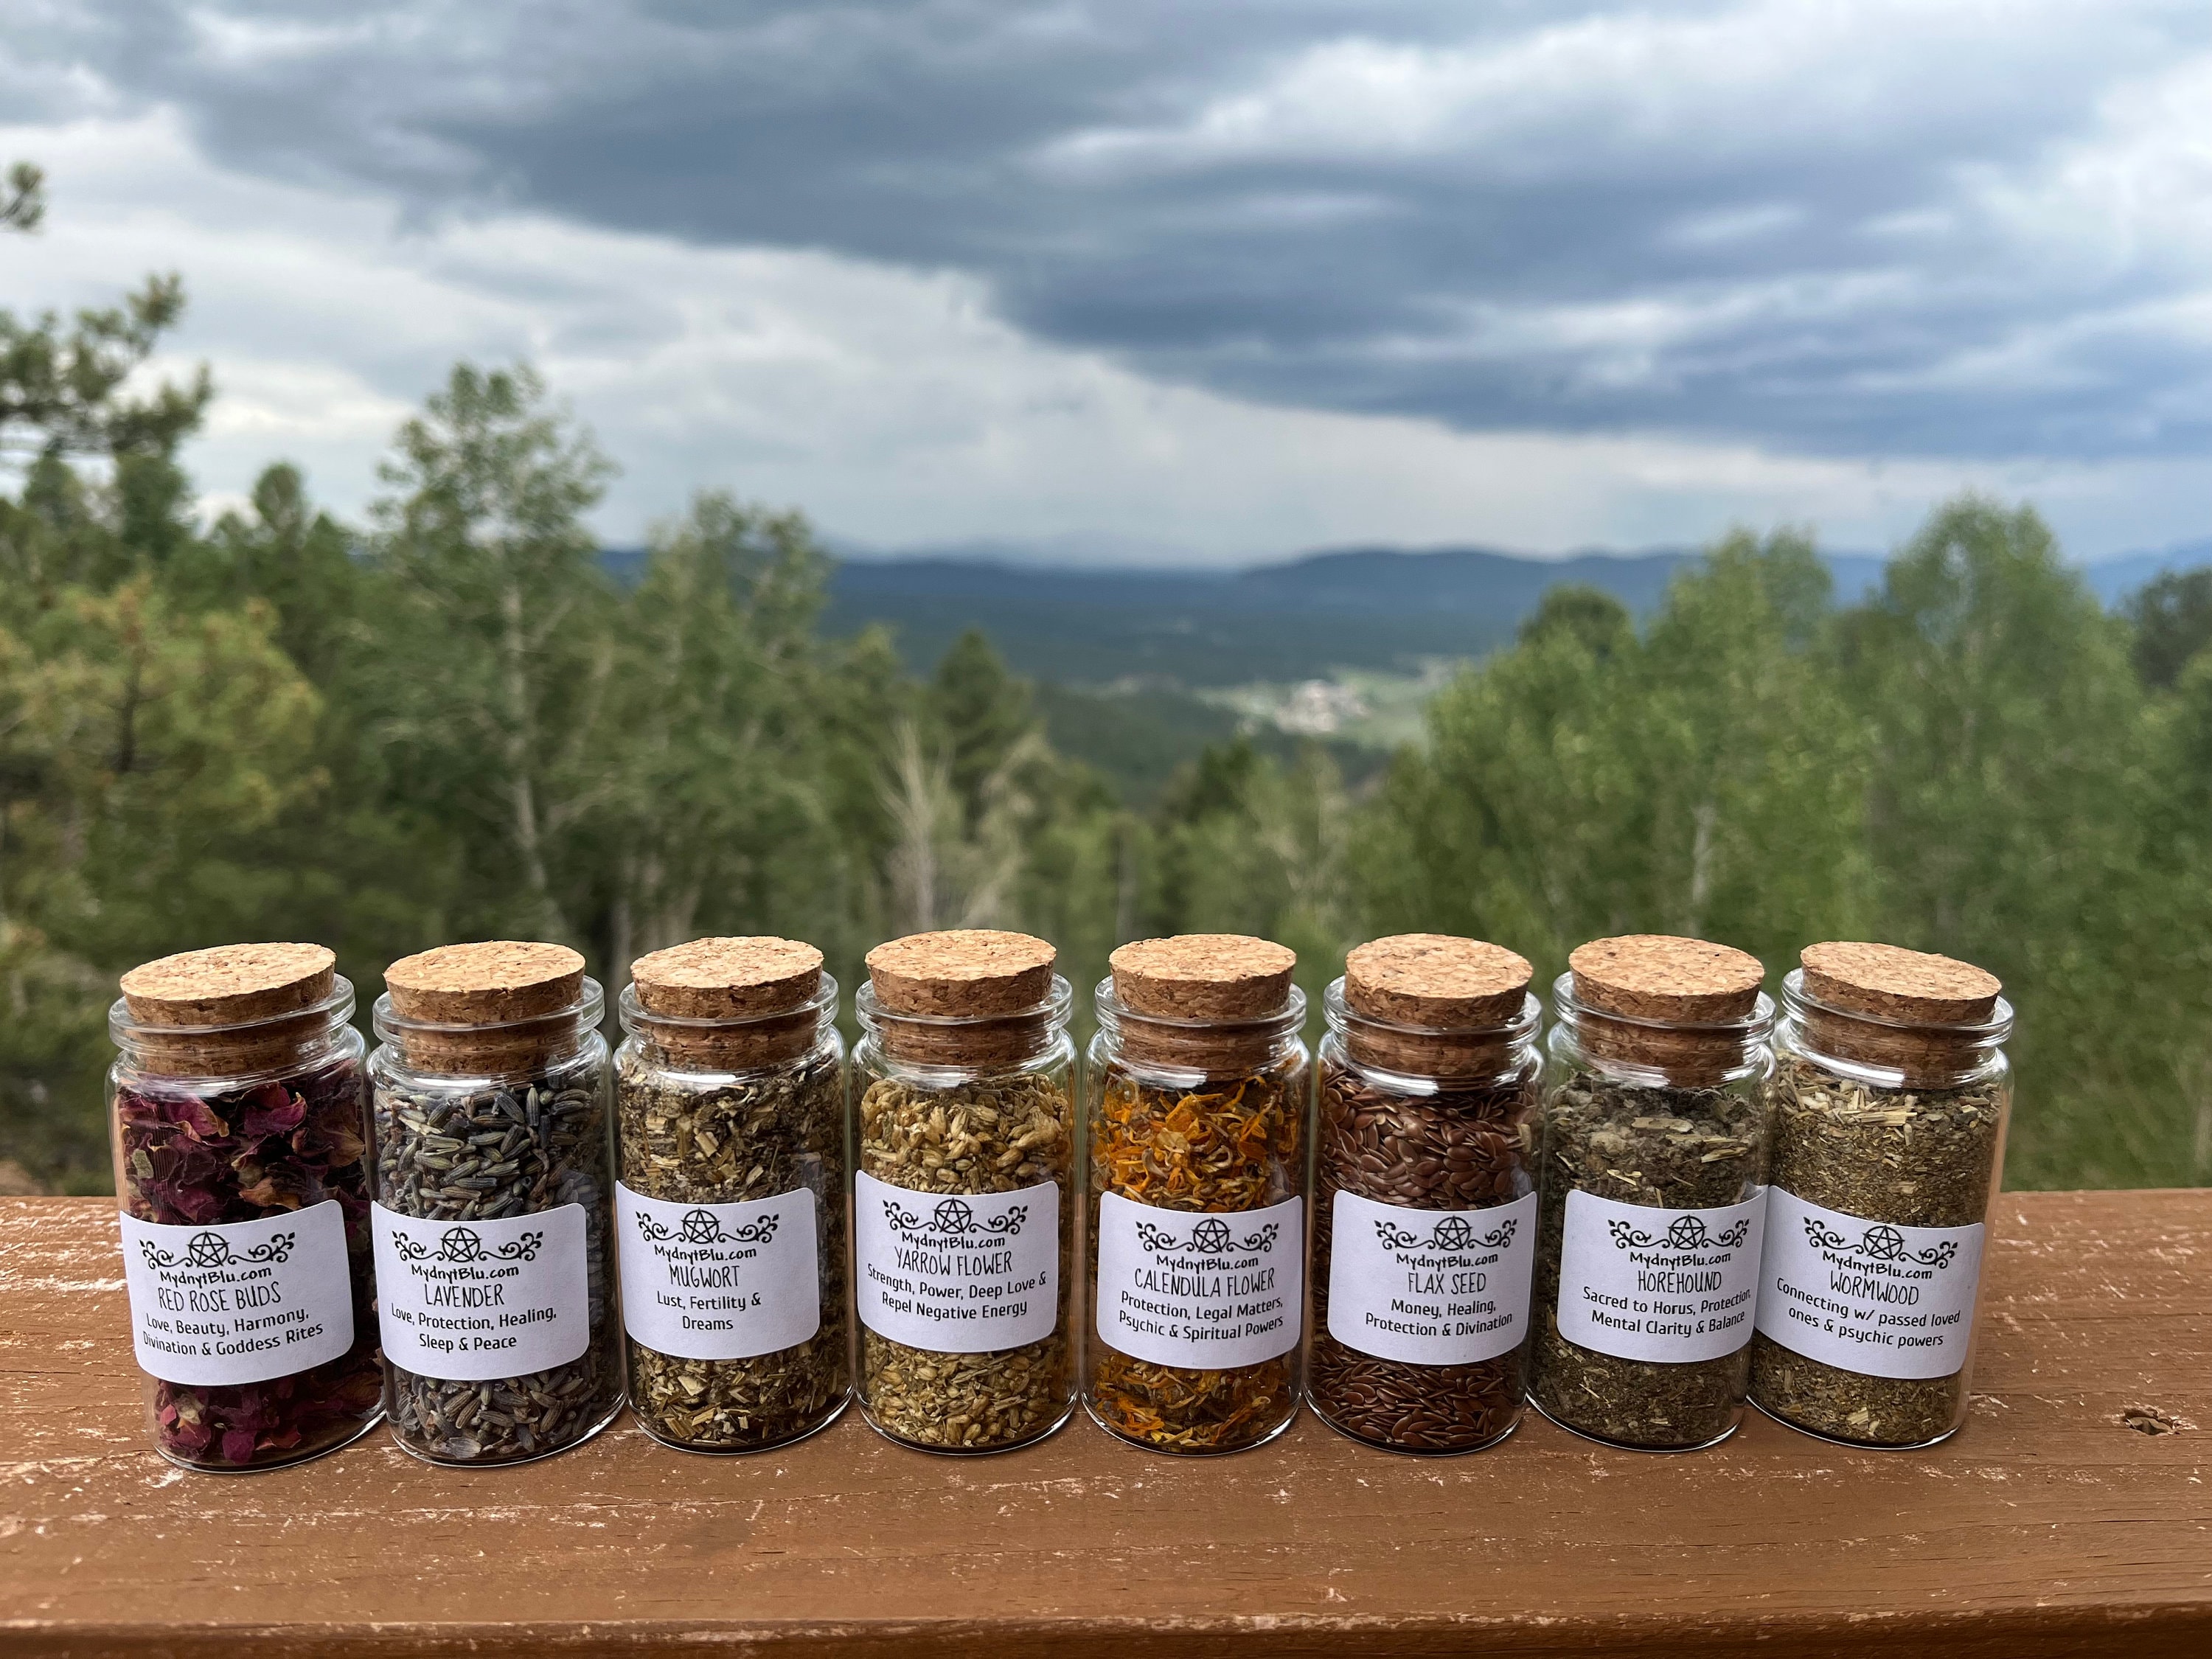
[1308,1401,1523,1458]
[1750,1395,1964,1451]
[387,1393,627,1469]
[1082,1398,1302,1458]
[1529,1397,1742,1453]
[634,1394,851,1457]
[154,1408,385,1475]
[855,1395,1077,1456]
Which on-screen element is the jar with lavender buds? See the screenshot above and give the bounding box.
[367,942,624,1465]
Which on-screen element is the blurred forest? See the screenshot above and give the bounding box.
[5,166,2211,1195]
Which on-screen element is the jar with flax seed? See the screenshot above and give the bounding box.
[1529,934,1776,1451]
[109,942,383,1472]
[615,936,849,1453]
[1750,942,2011,1448]
[367,941,623,1465]
[852,930,1077,1453]
[1310,935,1542,1454]
[1085,934,1310,1455]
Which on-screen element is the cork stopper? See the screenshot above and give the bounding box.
[1343,934,1531,1077]
[1796,942,2003,1085]
[1108,934,1298,1071]
[118,944,339,1076]
[630,937,825,1069]
[865,931,1058,1066]
[1567,935,1766,1085]
[383,942,589,1074]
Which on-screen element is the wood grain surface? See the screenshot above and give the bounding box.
[1,1192,2207,1658]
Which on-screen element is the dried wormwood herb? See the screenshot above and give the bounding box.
[1748,1053,2003,1445]
[1310,1055,1534,1451]
[1530,1069,1765,1449]
[857,1069,1071,1449]
[373,1059,621,1461]
[618,1045,846,1448]
[116,1052,383,1468]
[1088,1065,1304,1453]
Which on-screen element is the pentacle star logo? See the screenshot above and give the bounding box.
[1189,1217,1234,1254]
[932,1197,976,1234]
[679,1208,723,1245]
[185,1231,230,1267]
[1860,1224,1908,1261]
[438,1226,486,1262]
[1664,1215,1707,1251]
[1431,1215,1474,1251]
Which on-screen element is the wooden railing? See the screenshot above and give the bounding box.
[1,1190,2207,1657]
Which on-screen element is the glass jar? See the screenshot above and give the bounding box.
[852,930,1078,1453]
[108,943,383,1472]
[1310,936,1542,1454]
[1749,943,2012,1448]
[366,941,624,1465]
[1085,934,1310,1455]
[1529,935,1775,1452]
[614,937,849,1453]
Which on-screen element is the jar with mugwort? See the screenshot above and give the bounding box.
[367,942,624,1465]
[615,936,848,1453]
[1311,935,1542,1455]
[1530,935,1775,1451]
[852,930,1077,1453]
[1087,935,1310,1455]
[1749,942,2011,1448]
[108,943,384,1472]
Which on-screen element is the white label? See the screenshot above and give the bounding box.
[119,1200,355,1386]
[1326,1189,1537,1365]
[1094,1190,1304,1368]
[372,1202,591,1380]
[1555,1188,1767,1363]
[1755,1189,1986,1380]
[855,1169,1059,1352]
[616,1182,821,1360]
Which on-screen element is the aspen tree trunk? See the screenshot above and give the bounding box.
[500,570,560,936]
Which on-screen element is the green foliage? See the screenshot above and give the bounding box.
[2128,567,2212,692]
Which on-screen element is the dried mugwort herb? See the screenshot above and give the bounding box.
[618,1042,847,1450]
[855,1068,1074,1450]
[1310,1055,1535,1452]
[114,1052,383,1470]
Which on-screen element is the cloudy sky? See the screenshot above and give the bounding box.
[5,0,2211,562]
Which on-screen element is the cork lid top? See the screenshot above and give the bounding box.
[120,943,336,1029]
[384,941,585,1026]
[1346,934,1531,1029]
[866,930,1056,1018]
[1110,934,1296,1021]
[1570,934,1764,1024]
[1800,941,2001,1027]
[632,936,822,1021]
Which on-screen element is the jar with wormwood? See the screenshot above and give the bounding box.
[1311,934,1542,1455]
[852,930,1078,1453]
[1530,934,1776,1452]
[1086,934,1310,1455]
[615,936,848,1453]
[108,942,384,1472]
[367,941,625,1465]
[1749,942,2011,1449]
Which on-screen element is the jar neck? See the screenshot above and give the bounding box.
[1779,968,2011,1091]
[619,973,840,1073]
[111,977,359,1081]
[856,973,1072,1069]
[1323,977,1537,1085]
[1550,971,1773,1090]
[372,977,605,1077]
[1094,977,1307,1076]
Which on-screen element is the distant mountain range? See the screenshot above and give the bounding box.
[814,540,2207,686]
